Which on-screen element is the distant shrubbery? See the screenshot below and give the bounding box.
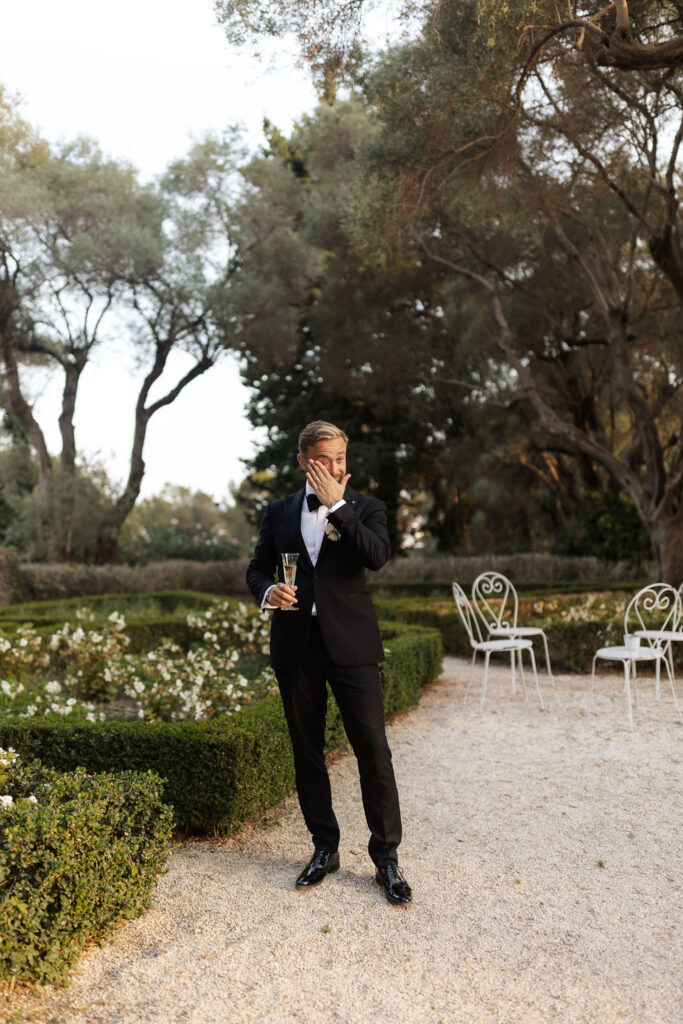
[18,558,250,601]
[374,552,654,585]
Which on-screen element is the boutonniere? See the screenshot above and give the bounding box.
[324,518,341,541]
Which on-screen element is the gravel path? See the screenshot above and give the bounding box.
[5,657,682,1024]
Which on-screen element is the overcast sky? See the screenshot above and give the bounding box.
[1,1,321,499]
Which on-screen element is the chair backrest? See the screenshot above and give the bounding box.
[625,583,682,649]
[471,571,518,632]
[452,581,485,648]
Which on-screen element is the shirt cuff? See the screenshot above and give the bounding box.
[261,584,278,609]
[329,498,346,512]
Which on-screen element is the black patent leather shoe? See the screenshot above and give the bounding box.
[375,862,412,905]
[295,849,340,888]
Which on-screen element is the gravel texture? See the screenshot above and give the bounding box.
[4,656,682,1024]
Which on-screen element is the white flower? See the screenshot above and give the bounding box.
[45,681,62,694]
[27,795,38,804]
[0,795,14,808]
[324,520,341,541]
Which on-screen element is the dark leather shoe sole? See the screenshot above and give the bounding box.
[295,851,340,888]
[375,870,412,906]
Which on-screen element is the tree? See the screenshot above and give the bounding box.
[350,15,682,579]
[216,0,683,76]
[231,101,486,551]
[0,90,249,561]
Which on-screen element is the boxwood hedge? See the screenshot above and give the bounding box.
[0,762,173,986]
[0,621,442,836]
[372,596,682,675]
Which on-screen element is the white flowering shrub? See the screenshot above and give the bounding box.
[187,600,270,655]
[118,640,277,722]
[530,594,626,624]
[0,677,105,722]
[0,600,276,725]
[0,626,50,677]
[47,610,131,699]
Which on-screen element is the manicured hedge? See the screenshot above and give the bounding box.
[370,579,647,599]
[0,622,442,836]
[373,597,682,674]
[0,589,218,621]
[0,762,173,986]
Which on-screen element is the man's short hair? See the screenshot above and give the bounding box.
[298,420,349,454]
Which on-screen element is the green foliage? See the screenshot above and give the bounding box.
[0,758,173,986]
[0,622,442,835]
[2,461,118,564]
[119,485,250,564]
[0,590,218,623]
[570,489,653,566]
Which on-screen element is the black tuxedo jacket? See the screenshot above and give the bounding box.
[246,486,390,671]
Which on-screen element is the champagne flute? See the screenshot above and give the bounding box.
[281,553,299,611]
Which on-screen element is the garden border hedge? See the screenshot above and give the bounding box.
[373,597,682,674]
[0,621,442,836]
[1,763,173,986]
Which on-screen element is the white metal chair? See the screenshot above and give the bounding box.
[471,571,555,685]
[452,581,544,711]
[590,583,682,730]
[633,580,683,695]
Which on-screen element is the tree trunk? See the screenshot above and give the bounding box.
[94,408,149,563]
[59,358,86,469]
[0,323,53,492]
[649,223,683,307]
[650,489,683,586]
[93,349,215,562]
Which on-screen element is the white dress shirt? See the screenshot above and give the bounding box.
[262,484,346,611]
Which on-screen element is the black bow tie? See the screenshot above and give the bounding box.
[306,493,323,512]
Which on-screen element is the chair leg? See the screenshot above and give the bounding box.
[528,647,543,710]
[661,656,682,723]
[480,651,491,711]
[463,650,477,704]
[541,631,555,687]
[655,657,661,700]
[623,660,634,731]
[590,657,598,712]
[510,650,516,694]
[517,648,528,697]
[466,649,477,684]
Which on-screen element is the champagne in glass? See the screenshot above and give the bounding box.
[281,553,299,611]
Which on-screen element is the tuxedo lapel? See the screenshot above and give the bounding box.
[286,489,313,570]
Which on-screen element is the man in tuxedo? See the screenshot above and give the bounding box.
[246,420,411,905]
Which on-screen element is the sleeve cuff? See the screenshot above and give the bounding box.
[261,584,278,609]
[329,498,346,512]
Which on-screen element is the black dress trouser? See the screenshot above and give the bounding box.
[275,617,402,865]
